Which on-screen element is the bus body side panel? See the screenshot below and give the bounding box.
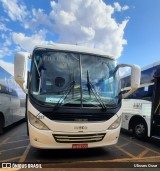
[122,99,152,137]
[142,103,151,137]
[121,99,133,130]
[11,96,20,123]
[19,99,26,120]
[0,66,25,128]
[0,94,13,127]
[12,98,25,123]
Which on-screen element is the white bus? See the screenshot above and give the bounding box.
[121,61,160,140]
[0,66,25,134]
[14,43,140,149]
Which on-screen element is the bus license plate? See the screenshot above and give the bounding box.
[72,144,88,149]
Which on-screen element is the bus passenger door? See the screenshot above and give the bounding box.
[151,69,160,138]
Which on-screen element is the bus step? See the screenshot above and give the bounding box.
[152,136,160,140]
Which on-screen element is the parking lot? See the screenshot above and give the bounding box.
[0,121,160,168]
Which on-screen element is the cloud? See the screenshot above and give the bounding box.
[50,1,56,8]
[1,0,129,58]
[12,30,54,52]
[0,22,11,31]
[3,39,11,46]
[114,2,129,12]
[0,60,14,75]
[49,0,128,58]
[0,32,13,58]
[0,47,12,58]
[0,16,10,22]
[1,0,28,21]
[122,5,129,11]
[24,8,52,30]
[1,33,12,46]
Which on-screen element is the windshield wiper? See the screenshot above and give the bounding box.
[86,70,107,111]
[54,75,75,110]
[34,58,41,94]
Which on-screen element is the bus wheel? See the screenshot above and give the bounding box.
[133,121,148,140]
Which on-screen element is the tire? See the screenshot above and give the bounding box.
[133,120,148,140]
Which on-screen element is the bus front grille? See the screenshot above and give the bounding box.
[53,133,106,143]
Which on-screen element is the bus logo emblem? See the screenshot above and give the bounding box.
[74,126,88,130]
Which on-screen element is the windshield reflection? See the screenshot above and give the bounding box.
[30,50,120,107]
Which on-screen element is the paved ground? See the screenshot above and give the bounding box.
[0,121,160,169]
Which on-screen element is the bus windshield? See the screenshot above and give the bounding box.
[30,50,121,108]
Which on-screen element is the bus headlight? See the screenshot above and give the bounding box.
[108,116,121,130]
[28,112,49,130]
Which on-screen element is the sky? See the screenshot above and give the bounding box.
[0,0,160,76]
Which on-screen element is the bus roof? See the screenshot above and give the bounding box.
[34,43,115,60]
[141,60,160,71]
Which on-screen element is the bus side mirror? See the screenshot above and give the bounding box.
[116,64,141,99]
[14,52,30,94]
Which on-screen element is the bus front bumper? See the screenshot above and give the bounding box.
[28,123,120,149]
